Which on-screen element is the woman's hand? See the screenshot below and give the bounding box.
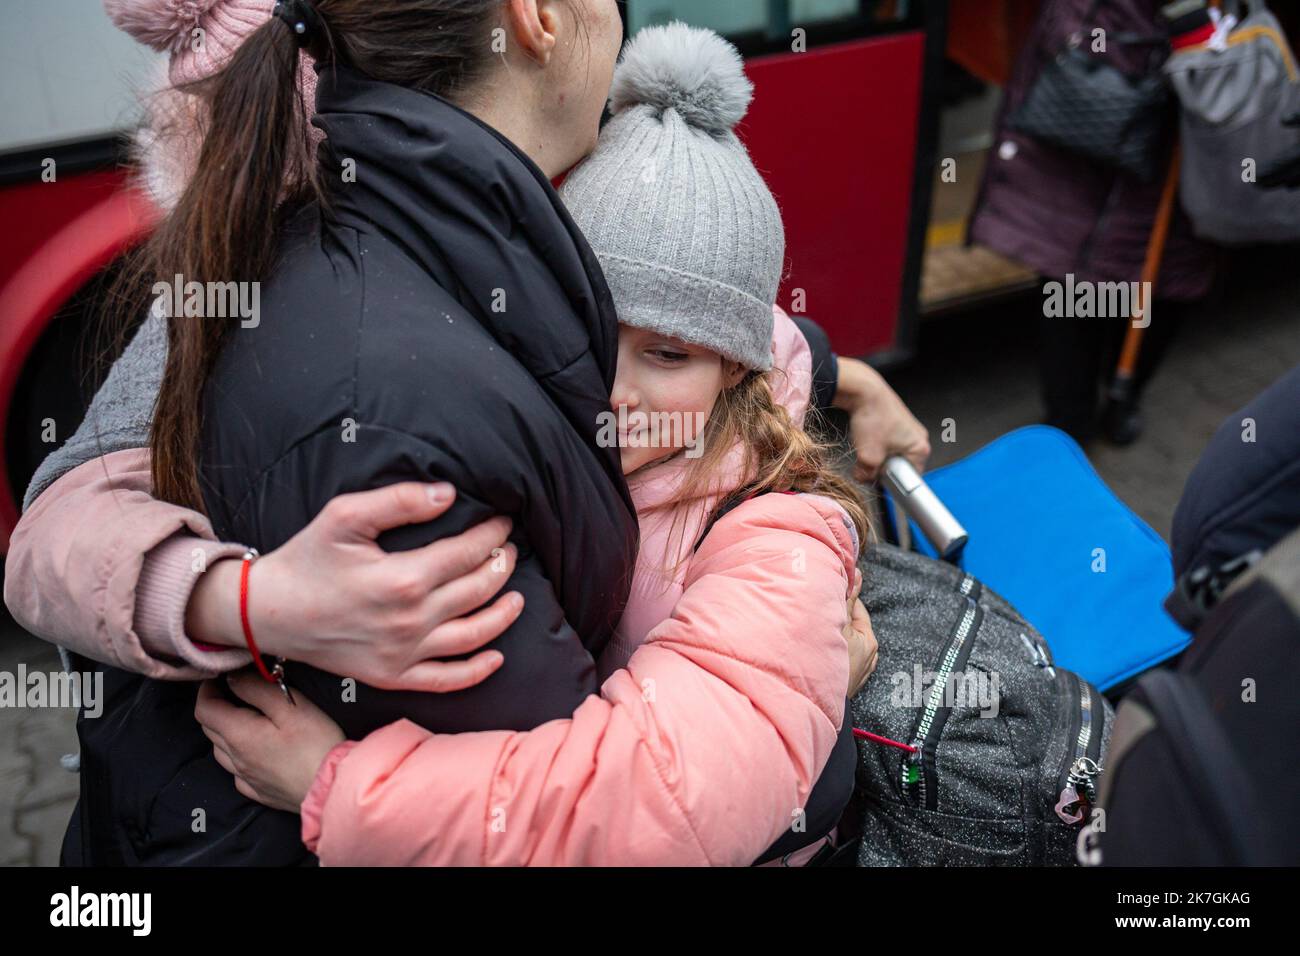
[844,568,878,697]
[195,671,345,814]
[834,357,931,482]
[186,482,524,693]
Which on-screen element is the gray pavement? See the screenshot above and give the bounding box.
[0,625,78,866]
[1,246,1297,866]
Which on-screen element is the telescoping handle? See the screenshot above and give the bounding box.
[881,457,969,561]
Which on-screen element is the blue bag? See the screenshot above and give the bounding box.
[898,426,1189,690]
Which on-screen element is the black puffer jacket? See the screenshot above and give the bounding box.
[69,68,639,865]
[1164,364,1300,631]
[1170,364,1300,582]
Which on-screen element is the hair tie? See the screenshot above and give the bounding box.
[273,0,323,49]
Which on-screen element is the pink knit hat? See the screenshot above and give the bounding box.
[105,0,288,86]
[104,0,319,209]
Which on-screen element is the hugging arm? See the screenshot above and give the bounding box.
[232,425,602,736]
[4,314,517,690]
[5,446,252,679]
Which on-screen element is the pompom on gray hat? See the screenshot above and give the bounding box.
[558,22,785,371]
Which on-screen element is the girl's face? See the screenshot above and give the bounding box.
[539,0,624,171]
[610,324,746,476]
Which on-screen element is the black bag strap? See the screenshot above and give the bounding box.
[691,492,763,554]
[692,488,822,553]
[1114,669,1276,864]
[1164,548,1264,630]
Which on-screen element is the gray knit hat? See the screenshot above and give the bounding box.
[559,22,784,371]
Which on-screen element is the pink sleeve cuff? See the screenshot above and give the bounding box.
[301,740,361,854]
[134,535,253,673]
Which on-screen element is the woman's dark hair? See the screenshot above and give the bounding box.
[124,1,504,510]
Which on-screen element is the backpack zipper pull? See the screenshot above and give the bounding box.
[1055,757,1102,824]
[1054,785,1084,824]
[901,750,923,804]
[1018,632,1056,677]
[1069,756,1102,802]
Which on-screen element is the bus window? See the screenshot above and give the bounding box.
[623,1,921,50]
[626,0,769,38]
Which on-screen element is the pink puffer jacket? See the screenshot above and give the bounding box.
[299,307,859,865]
[4,446,251,678]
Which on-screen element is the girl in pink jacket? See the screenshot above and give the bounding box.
[191,24,874,866]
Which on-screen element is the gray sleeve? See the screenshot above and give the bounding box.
[23,312,166,511]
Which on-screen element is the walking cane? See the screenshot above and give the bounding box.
[1105,141,1182,414]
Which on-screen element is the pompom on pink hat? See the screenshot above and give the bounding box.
[104,0,319,209]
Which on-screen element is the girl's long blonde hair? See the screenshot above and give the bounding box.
[649,368,871,565]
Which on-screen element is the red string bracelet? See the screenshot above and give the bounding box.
[853,728,917,754]
[238,549,294,703]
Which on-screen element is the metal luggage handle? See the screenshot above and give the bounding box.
[880,457,969,562]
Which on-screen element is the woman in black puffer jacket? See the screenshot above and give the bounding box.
[74,0,638,866]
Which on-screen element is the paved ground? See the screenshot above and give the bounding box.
[0,626,78,866]
[2,246,1297,866]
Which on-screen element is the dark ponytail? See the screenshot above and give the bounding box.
[121,15,315,509]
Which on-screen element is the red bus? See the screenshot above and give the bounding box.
[0,0,954,554]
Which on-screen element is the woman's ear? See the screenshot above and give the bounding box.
[504,0,558,66]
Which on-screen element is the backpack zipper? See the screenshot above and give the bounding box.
[1054,673,1104,824]
[1019,631,1057,677]
[902,574,983,810]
